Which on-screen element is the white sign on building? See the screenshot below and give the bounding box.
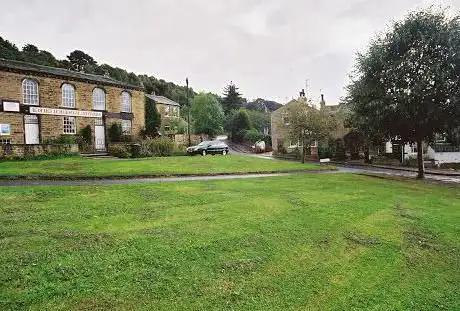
[30,107,103,118]
[2,101,20,112]
[0,124,10,136]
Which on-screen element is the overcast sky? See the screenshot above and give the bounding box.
[1,0,459,104]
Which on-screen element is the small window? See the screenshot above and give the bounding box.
[121,91,132,113]
[62,83,76,108]
[22,79,39,105]
[121,120,131,135]
[0,138,12,145]
[164,105,170,117]
[93,88,106,110]
[63,116,76,134]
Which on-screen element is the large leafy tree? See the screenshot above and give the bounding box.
[347,9,460,178]
[191,93,225,137]
[284,99,337,163]
[22,44,59,67]
[0,36,22,61]
[67,50,97,72]
[227,108,253,142]
[222,82,244,115]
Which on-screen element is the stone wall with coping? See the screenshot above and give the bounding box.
[0,144,79,158]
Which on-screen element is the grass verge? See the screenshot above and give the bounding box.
[0,174,459,310]
[0,155,333,180]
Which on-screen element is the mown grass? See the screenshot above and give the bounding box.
[0,174,459,310]
[0,155,328,178]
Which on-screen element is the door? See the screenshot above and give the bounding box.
[24,115,39,144]
[94,119,106,151]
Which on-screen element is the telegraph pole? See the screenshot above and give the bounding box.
[186,78,191,146]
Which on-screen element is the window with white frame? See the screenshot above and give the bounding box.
[93,88,106,110]
[0,138,12,145]
[121,91,132,112]
[121,119,132,135]
[22,79,39,105]
[61,83,76,108]
[164,105,170,117]
[63,116,76,134]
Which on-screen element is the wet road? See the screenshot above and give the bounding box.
[0,165,458,187]
[338,165,460,184]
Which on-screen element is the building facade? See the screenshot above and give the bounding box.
[145,94,183,135]
[0,59,145,152]
[271,93,349,158]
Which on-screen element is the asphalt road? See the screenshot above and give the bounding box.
[338,165,460,184]
[0,165,458,187]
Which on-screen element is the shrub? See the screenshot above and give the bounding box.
[244,129,264,143]
[78,126,92,152]
[108,123,122,142]
[138,140,153,157]
[149,137,174,157]
[108,144,131,158]
[172,143,187,156]
[120,135,134,143]
[45,135,78,144]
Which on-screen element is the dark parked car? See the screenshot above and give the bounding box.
[187,141,229,156]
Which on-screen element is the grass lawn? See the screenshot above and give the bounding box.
[1,174,459,310]
[0,155,328,178]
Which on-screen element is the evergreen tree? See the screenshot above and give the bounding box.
[144,96,161,138]
[222,82,244,115]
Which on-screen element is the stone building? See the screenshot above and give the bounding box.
[271,92,349,158]
[144,94,181,134]
[0,58,145,153]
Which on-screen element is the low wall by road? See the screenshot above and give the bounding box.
[434,152,460,164]
[0,144,79,158]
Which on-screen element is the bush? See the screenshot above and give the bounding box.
[45,135,78,144]
[108,144,131,158]
[120,135,134,143]
[148,137,174,157]
[108,123,122,142]
[318,147,333,159]
[138,140,153,157]
[244,129,264,143]
[172,143,187,156]
[78,126,92,152]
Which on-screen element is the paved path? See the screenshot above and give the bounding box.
[0,173,290,187]
[0,165,458,187]
[339,165,460,184]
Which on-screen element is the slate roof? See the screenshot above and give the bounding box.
[145,94,180,107]
[0,58,143,90]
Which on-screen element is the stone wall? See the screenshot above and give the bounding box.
[0,144,79,158]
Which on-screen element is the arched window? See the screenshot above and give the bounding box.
[22,79,39,105]
[61,83,76,108]
[93,88,106,110]
[121,91,131,113]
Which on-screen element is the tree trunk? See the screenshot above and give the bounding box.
[301,136,306,164]
[416,138,425,179]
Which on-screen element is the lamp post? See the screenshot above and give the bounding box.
[186,78,191,146]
